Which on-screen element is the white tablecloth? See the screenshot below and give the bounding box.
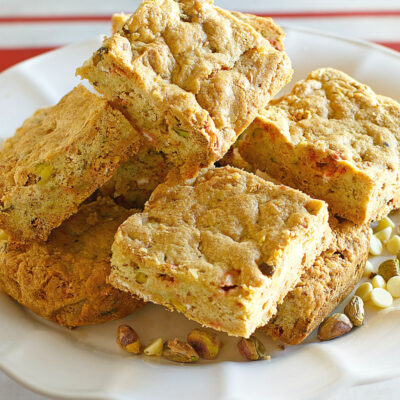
[1,1,399,398]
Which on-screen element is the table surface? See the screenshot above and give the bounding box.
[1,1,400,399]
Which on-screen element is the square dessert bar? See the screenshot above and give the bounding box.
[110,166,331,337]
[0,85,140,242]
[239,68,400,224]
[0,197,144,327]
[78,0,292,179]
[264,218,370,345]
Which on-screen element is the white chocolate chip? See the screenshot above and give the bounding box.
[387,276,400,298]
[386,235,400,255]
[371,274,386,289]
[370,288,393,308]
[375,216,395,232]
[363,260,374,278]
[355,282,373,302]
[374,227,392,244]
[369,235,383,256]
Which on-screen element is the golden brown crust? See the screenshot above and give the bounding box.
[110,166,331,337]
[264,218,370,345]
[78,0,292,179]
[0,197,144,327]
[0,85,140,242]
[239,68,400,224]
[112,11,286,51]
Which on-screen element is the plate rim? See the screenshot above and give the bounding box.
[1,23,400,400]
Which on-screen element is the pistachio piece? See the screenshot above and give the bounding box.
[163,338,199,363]
[174,127,190,138]
[318,313,353,341]
[135,271,148,284]
[170,298,186,313]
[116,324,142,354]
[0,229,8,241]
[187,329,221,360]
[35,162,53,185]
[344,296,364,327]
[237,336,270,361]
[378,258,400,282]
[144,338,164,357]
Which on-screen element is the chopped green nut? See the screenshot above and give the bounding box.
[187,329,221,360]
[35,162,53,185]
[116,324,141,354]
[135,272,148,284]
[163,338,199,363]
[174,127,190,138]
[237,336,270,361]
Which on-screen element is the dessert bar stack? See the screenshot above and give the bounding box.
[0,0,399,344]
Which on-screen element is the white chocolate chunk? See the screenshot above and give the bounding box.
[372,275,386,289]
[369,235,383,256]
[370,288,393,308]
[363,260,374,278]
[387,276,400,298]
[386,235,400,255]
[374,227,392,244]
[355,282,373,302]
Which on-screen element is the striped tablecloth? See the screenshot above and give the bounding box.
[1,1,400,399]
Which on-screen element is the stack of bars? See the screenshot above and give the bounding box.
[0,0,399,346]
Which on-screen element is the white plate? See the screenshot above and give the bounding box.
[1,26,400,400]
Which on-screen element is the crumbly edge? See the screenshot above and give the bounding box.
[0,89,141,242]
[264,221,370,345]
[0,197,144,327]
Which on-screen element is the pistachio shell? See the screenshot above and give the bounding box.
[187,329,221,360]
[378,258,400,282]
[318,313,353,341]
[117,325,142,354]
[237,336,270,361]
[163,338,199,363]
[344,296,364,327]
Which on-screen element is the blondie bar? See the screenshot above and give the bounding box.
[264,218,370,345]
[0,85,140,242]
[110,166,331,337]
[239,68,400,224]
[0,197,144,327]
[78,0,292,178]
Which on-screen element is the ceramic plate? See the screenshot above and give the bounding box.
[0,25,400,400]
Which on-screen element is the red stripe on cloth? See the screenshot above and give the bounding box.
[0,10,400,23]
[0,41,398,73]
[376,42,400,52]
[257,10,400,18]
[0,15,111,23]
[0,47,57,72]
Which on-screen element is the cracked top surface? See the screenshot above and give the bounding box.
[118,0,289,129]
[0,197,143,327]
[112,166,329,289]
[79,0,292,177]
[0,85,140,242]
[254,68,400,174]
